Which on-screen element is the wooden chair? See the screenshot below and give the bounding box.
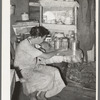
[14,67,29,96]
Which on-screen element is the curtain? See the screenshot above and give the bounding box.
[76,0,95,61]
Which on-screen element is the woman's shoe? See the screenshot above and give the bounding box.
[37,91,47,100]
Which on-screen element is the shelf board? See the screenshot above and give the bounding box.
[12,22,39,35]
[13,22,39,28]
[42,23,76,32]
[29,2,40,7]
[39,1,79,8]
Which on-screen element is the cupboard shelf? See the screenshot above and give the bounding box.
[39,1,79,8]
[42,23,76,32]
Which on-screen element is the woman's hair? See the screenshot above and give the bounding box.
[30,26,49,37]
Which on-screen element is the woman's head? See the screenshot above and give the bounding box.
[30,26,49,38]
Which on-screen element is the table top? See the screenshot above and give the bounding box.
[45,49,83,64]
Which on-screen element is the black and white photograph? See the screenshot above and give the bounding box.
[2,0,98,100]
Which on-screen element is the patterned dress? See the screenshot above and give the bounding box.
[14,39,65,98]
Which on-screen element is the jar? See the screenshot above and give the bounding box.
[70,39,79,55]
[21,12,29,21]
[45,36,52,43]
[54,38,62,50]
[10,5,15,15]
[72,40,76,55]
[62,38,68,50]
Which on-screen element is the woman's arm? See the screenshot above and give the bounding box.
[39,49,61,59]
[34,43,65,59]
[34,43,58,59]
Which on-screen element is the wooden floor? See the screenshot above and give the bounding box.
[11,82,95,100]
[11,62,96,100]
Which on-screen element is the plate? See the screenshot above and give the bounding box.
[43,11,56,24]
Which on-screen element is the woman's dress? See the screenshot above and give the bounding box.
[14,39,65,98]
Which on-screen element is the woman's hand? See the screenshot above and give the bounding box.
[56,48,66,55]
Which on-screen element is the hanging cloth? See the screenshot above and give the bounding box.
[77,0,95,51]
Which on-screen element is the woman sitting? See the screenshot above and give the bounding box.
[14,26,66,100]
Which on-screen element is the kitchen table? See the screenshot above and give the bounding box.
[45,49,83,85]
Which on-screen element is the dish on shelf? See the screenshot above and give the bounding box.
[43,10,74,25]
[43,11,56,24]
